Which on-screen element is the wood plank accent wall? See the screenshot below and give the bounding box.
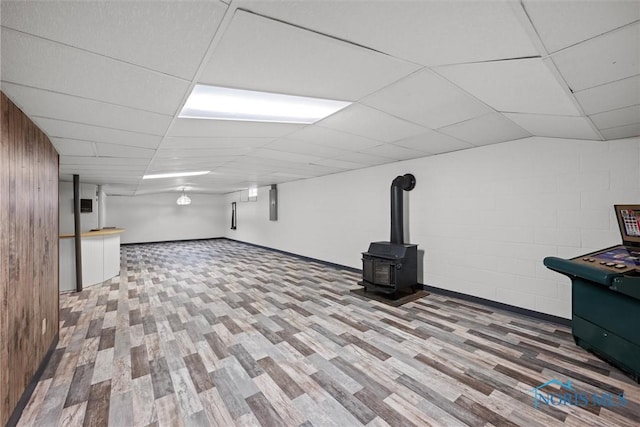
[0,91,59,426]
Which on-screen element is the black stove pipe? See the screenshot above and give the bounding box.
[390,174,416,245]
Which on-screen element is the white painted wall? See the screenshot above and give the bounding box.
[107,192,226,244]
[59,181,99,234]
[224,136,640,319]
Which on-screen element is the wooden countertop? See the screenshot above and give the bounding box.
[59,228,125,239]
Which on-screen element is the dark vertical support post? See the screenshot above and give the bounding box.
[73,174,82,292]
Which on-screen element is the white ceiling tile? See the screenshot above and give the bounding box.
[168,118,302,138]
[360,143,429,161]
[31,117,162,149]
[284,162,351,176]
[551,23,640,91]
[435,58,581,115]
[590,105,640,130]
[95,143,155,159]
[268,171,312,179]
[503,113,602,140]
[283,126,381,151]
[248,148,322,164]
[523,0,640,53]
[394,130,474,155]
[316,104,428,143]
[600,123,640,140]
[102,185,137,196]
[330,151,394,167]
[198,10,419,100]
[156,148,251,158]
[51,138,96,157]
[361,69,492,129]
[66,173,141,180]
[134,184,184,194]
[220,157,282,170]
[266,139,351,159]
[1,1,226,79]
[73,178,140,187]
[146,165,234,176]
[149,157,231,167]
[1,28,190,115]
[1,82,172,136]
[60,156,149,166]
[574,75,640,115]
[5,0,635,195]
[136,181,214,194]
[236,1,539,66]
[60,164,146,172]
[161,137,274,150]
[313,158,368,170]
[438,113,531,146]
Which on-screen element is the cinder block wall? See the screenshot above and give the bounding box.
[224,136,640,319]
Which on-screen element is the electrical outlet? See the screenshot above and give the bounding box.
[42,318,47,335]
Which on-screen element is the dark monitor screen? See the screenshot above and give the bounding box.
[615,205,640,246]
[80,198,93,213]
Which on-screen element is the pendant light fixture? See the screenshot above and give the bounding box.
[176,188,191,206]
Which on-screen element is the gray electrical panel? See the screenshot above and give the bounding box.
[269,184,277,221]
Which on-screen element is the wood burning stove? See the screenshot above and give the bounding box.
[360,174,418,294]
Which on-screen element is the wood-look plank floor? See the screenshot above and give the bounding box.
[16,239,640,426]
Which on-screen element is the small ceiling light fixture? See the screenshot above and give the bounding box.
[143,170,209,180]
[176,188,191,206]
[179,84,351,124]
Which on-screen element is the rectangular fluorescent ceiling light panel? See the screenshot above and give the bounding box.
[179,84,351,124]
[143,171,209,179]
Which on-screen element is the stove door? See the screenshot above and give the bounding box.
[363,255,396,286]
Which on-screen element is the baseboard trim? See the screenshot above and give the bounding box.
[6,332,60,427]
[223,238,362,274]
[421,284,571,326]
[223,238,571,326]
[120,237,225,246]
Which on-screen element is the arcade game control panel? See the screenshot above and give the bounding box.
[569,205,640,276]
[544,205,640,382]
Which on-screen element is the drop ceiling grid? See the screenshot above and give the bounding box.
[264,138,366,159]
[0,0,227,80]
[233,0,541,67]
[437,113,532,146]
[52,139,97,157]
[0,82,174,137]
[197,9,421,101]
[574,75,640,115]
[30,118,164,150]
[549,22,640,93]
[433,58,583,116]
[521,0,640,54]
[1,0,639,195]
[314,103,429,143]
[0,28,192,115]
[359,69,494,130]
[393,131,475,155]
[503,113,602,141]
[280,126,384,151]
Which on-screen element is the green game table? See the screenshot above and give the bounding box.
[544,251,640,383]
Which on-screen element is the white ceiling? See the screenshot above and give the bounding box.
[1,0,639,195]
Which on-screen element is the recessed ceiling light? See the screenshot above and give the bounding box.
[179,84,351,124]
[143,171,210,180]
